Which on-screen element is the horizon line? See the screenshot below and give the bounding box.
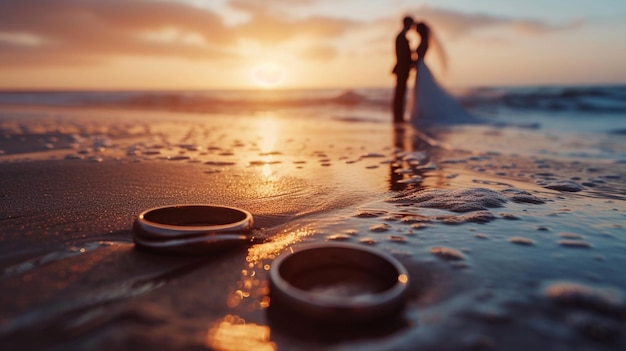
[1,81,625,93]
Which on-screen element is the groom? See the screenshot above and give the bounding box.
[391,16,414,123]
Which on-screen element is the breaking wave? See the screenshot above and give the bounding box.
[1,84,625,116]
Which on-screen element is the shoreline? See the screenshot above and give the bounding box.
[1,104,626,350]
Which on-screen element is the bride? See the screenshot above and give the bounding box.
[410,22,481,127]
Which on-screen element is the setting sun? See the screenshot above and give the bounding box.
[0,0,624,89]
[0,2,625,351]
[250,63,286,89]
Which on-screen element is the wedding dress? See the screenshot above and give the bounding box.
[410,60,481,127]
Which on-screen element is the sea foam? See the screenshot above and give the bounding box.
[388,188,508,213]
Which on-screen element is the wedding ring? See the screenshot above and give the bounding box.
[133,204,254,254]
[269,243,409,324]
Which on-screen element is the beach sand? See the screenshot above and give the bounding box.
[1,104,626,350]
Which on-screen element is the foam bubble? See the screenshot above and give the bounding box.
[398,151,427,163]
[398,176,423,184]
[326,234,351,241]
[441,217,464,225]
[178,144,202,151]
[558,240,592,248]
[369,223,392,232]
[542,180,584,192]
[389,188,508,213]
[388,235,407,243]
[144,149,161,155]
[508,236,535,246]
[500,213,520,220]
[168,155,190,161]
[501,188,546,204]
[441,159,467,164]
[558,232,584,239]
[400,215,431,224]
[355,210,386,218]
[460,211,497,223]
[259,151,282,156]
[361,152,385,158]
[359,237,376,245]
[418,163,438,171]
[429,246,465,261]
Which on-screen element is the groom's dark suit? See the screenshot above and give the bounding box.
[392,30,412,123]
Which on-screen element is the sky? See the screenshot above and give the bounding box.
[0,0,625,90]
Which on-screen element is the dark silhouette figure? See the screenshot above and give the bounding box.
[391,16,414,123]
[415,22,430,62]
[410,21,477,127]
[413,22,430,113]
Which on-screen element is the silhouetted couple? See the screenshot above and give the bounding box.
[392,16,416,123]
[392,17,476,126]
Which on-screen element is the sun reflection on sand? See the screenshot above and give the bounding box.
[206,314,276,351]
[226,226,316,311]
[261,163,273,179]
[258,116,279,154]
[257,115,280,179]
[246,226,315,264]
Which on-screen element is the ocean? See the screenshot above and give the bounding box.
[2,84,626,161]
[2,84,626,130]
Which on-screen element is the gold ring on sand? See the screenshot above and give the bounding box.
[133,204,253,254]
[269,243,409,324]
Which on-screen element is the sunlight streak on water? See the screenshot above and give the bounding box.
[258,115,279,154]
[226,226,317,310]
[262,163,273,179]
[246,226,316,265]
[258,113,279,179]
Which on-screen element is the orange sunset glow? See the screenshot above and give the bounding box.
[2,4,626,351]
[0,0,625,90]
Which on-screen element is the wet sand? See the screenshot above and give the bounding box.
[1,105,626,350]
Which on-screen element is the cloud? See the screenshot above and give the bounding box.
[406,6,584,39]
[0,0,360,67]
[231,0,320,7]
[0,0,238,66]
[299,44,337,61]
[229,14,356,45]
[511,18,585,36]
[228,0,357,44]
[0,0,585,69]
